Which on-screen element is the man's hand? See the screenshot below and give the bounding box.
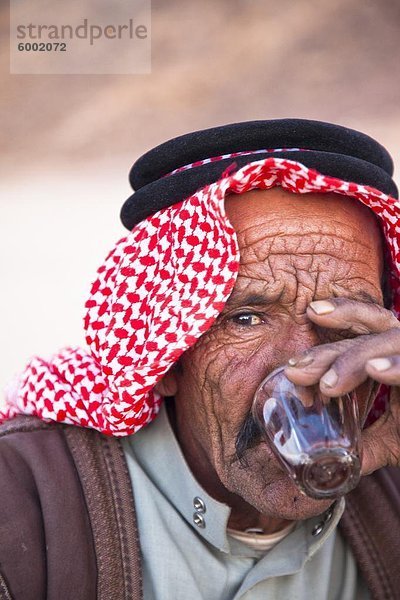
[284,298,400,477]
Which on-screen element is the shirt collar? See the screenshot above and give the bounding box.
[127,403,232,552]
[126,403,345,558]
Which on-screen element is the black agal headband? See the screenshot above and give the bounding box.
[121,118,398,230]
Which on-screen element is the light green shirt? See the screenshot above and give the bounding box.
[122,405,369,600]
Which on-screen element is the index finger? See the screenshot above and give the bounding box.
[305,297,400,335]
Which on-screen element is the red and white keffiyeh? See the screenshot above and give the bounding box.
[2,157,400,436]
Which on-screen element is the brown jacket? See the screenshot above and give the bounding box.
[0,416,399,600]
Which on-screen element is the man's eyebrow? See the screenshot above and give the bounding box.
[224,292,279,308]
[224,290,382,308]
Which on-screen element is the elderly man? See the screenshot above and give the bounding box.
[1,119,400,600]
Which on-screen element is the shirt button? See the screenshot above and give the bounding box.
[312,522,324,537]
[193,496,206,513]
[325,507,334,523]
[193,512,206,528]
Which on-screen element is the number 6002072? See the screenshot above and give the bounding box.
[17,42,67,51]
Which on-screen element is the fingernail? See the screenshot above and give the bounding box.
[321,368,338,387]
[309,301,335,315]
[367,357,392,372]
[288,355,314,368]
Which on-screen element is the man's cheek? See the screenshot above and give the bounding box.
[183,328,283,429]
[217,342,281,399]
[185,331,242,384]
[182,346,245,432]
[191,336,274,408]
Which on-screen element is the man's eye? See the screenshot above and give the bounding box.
[231,313,265,326]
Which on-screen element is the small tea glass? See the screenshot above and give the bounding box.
[252,366,362,499]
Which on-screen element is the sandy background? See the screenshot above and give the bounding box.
[1,0,400,405]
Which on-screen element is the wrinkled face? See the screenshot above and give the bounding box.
[160,188,384,521]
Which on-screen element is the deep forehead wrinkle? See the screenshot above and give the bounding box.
[237,223,377,255]
[236,226,382,285]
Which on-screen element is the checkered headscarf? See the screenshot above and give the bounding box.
[2,158,400,435]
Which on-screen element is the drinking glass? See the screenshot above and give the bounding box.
[252,366,362,499]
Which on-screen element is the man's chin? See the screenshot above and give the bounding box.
[256,473,335,521]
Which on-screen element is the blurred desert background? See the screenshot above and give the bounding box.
[1,0,400,404]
